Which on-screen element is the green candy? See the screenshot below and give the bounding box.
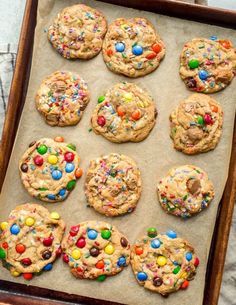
[37,144,48,155]
[147,227,157,238]
[67,143,76,151]
[0,248,6,260]
[188,59,199,69]
[97,275,106,282]
[98,96,105,103]
[67,180,76,190]
[101,230,111,240]
[197,116,204,125]
[173,265,181,274]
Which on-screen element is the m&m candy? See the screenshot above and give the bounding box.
[151,239,161,249]
[132,45,143,56]
[10,224,20,235]
[166,230,177,239]
[137,271,147,281]
[104,244,115,255]
[65,163,75,173]
[117,256,126,267]
[37,144,48,155]
[101,229,111,240]
[25,217,35,227]
[115,42,125,52]
[198,70,208,80]
[87,229,98,240]
[52,170,62,180]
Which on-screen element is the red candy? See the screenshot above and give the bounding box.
[21,258,32,266]
[204,113,213,125]
[181,280,189,289]
[64,152,74,162]
[135,247,143,255]
[23,273,33,280]
[106,48,113,56]
[70,225,80,236]
[56,247,62,257]
[63,253,69,263]
[95,260,105,269]
[2,242,8,249]
[152,43,162,54]
[16,244,26,254]
[34,155,44,166]
[146,52,157,60]
[43,236,53,247]
[97,116,106,127]
[76,237,86,248]
[194,257,200,267]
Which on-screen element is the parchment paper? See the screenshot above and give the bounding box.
[0,1,236,304]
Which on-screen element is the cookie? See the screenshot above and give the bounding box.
[19,137,83,203]
[170,94,223,154]
[131,228,199,296]
[157,165,214,218]
[48,4,107,59]
[35,71,90,127]
[91,82,157,143]
[102,18,165,77]
[85,153,142,217]
[0,203,65,280]
[61,221,130,280]
[179,37,236,93]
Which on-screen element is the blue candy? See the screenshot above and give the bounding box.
[210,35,217,41]
[137,272,148,281]
[166,230,177,239]
[43,263,53,271]
[198,70,208,80]
[87,229,98,240]
[117,256,126,267]
[132,45,143,56]
[185,252,193,261]
[47,194,56,200]
[151,239,161,249]
[52,170,62,180]
[65,163,75,173]
[58,188,66,197]
[115,42,125,52]
[10,224,20,235]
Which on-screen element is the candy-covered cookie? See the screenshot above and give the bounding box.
[180,37,236,93]
[91,82,157,143]
[35,71,90,127]
[131,228,199,296]
[62,221,130,280]
[0,204,65,280]
[48,4,107,59]
[170,94,223,154]
[85,153,142,217]
[157,165,214,218]
[103,18,165,77]
[19,137,83,203]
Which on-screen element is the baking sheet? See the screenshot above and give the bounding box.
[0,1,236,304]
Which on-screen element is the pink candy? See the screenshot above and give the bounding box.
[204,113,213,125]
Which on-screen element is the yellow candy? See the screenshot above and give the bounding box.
[50,212,60,220]
[71,249,81,260]
[11,270,20,277]
[48,155,58,165]
[124,93,132,101]
[0,222,8,231]
[156,256,167,266]
[181,271,188,279]
[25,217,35,227]
[104,244,115,255]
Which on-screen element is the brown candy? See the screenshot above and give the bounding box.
[120,237,128,248]
[153,276,163,287]
[20,163,28,173]
[90,247,100,257]
[29,141,36,147]
[186,77,197,89]
[42,250,52,260]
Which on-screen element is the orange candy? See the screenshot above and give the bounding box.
[54,136,64,143]
[117,106,126,117]
[152,43,162,54]
[181,280,189,289]
[95,260,105,269]
[219,40,231,49]
[75,168,83,178]
[23,273,33,280]
[131,109,141,121]
[135,247,143,255]
[210,105,218,113]
[16,244,26,254]
[107,49,113,56]
[146,52,157,60]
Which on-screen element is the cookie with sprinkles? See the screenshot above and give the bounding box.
[35,71,90,127]
[48,4,107,59]
[0,203,65,280]
[179,37,236,93]
[102,18,165,77]
[61,221,130,280]
[85,153,142,217]
[170,94,223,154]
[19,137,83,203]
[91,82,157,143]
[131,228,199,295]
[157,165,214,218]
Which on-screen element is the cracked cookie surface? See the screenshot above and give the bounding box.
[85,153,142,217]
[103,18,165,77]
